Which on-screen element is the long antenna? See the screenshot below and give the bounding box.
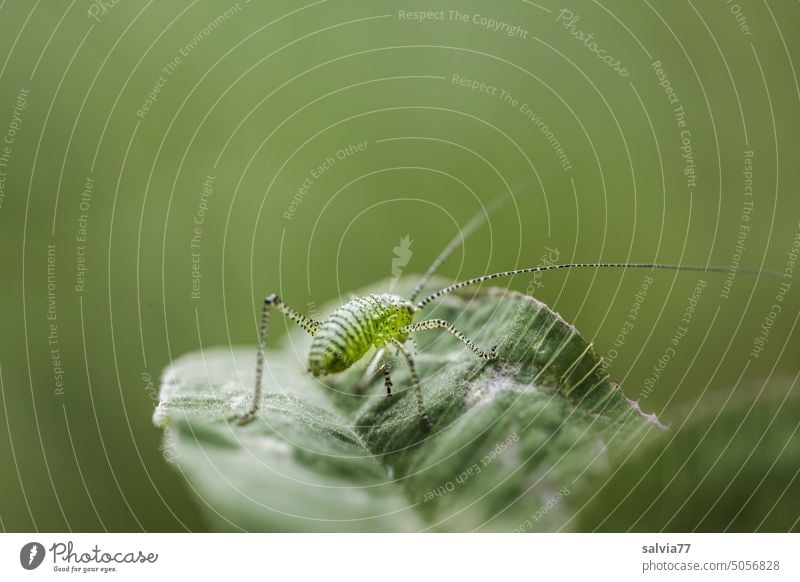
[408,195,512,303]
[416,262,781,309]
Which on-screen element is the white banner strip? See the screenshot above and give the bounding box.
[1,533,797,580]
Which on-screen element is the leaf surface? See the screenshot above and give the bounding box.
[154,280,663,531]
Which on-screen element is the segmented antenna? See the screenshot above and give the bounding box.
[416,262,781,309]
[408,194,512,303]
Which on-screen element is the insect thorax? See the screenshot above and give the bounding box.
[308,294,413,376]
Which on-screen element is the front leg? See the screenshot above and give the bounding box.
[381,361,393,397]
[401,319,498,361]
[355,348,394,398]
[234,294,320,425]
[354,347,386,395]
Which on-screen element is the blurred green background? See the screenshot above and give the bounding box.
[0,0,798,531]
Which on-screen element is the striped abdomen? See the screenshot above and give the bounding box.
[308,294,413,376]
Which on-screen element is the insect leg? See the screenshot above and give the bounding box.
[381,362,393,397]
[235,294,321,425]
[391,338,433,428]
[401,319,498,360]
[354,347,387,395]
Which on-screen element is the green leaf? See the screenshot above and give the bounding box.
[154,279,663,531]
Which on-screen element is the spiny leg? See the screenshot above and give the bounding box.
[354,347,386,395]
[236,294,321,425]
[391,338,432,428]
[381,362,393,397]
[401,319,498,361]
[354,348,394,398]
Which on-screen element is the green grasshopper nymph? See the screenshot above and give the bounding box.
[235,200,775,428]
